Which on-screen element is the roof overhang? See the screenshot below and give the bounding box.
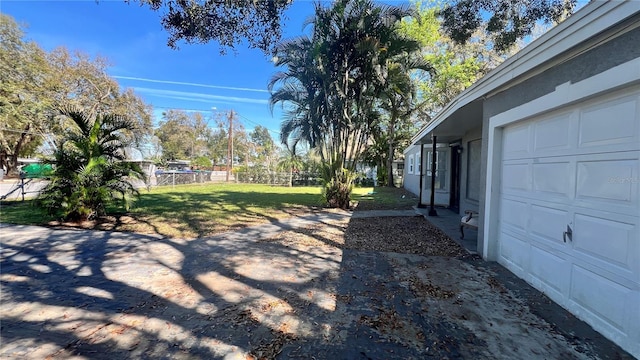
[411,0,640,146]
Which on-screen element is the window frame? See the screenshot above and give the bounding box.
[424,149,447,190]
[408,154,414,175]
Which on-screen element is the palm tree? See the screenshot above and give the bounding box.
[377,55,432,187]
[277,146,303,187]
[270,0,423,208]
[39,108,144,221]
[269,36,326,151]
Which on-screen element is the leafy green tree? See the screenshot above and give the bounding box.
[271,0,421,208]
[133,0,570,59]
[155,110,210,161]
[399,2,500,118]
[439,0,575,52]
[154,110,190,160]
[376,52,431,187]
[207,126,228,167]
[44,47,153,150]
[135,0,291,54]
[0,14,152,176]
[39,108,144,221]
[250,125,277,170]
[0,14,51,176]
[191,155,212,169]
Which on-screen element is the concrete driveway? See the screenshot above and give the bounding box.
[0,213,633,359]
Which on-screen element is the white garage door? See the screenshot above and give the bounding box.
[498,87,640,355]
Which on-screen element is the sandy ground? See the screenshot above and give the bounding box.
[0,210,633,359]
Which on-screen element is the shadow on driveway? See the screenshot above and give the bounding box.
[0,213,633,359]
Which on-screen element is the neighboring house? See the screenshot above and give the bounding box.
[125,160,156,187]
[391,159,404,187]
[404,2,639,357]
[167,160,191,171]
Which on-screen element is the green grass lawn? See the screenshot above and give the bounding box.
[0,200,52,225]
[128,183,333,237]
[1,183,393,238]
[352,186,419,210]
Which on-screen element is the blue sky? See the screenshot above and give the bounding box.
[1,0,322,137]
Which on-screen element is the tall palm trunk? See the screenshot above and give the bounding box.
[289,166,293,187]
[387,114,396,187]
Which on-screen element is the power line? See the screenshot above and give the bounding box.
[235,112,281,136]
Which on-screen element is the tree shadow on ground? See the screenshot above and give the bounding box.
[0,215,345,359]
[1,206,632,359]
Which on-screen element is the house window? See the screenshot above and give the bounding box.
[416,152,422,174]
[467,139,481,201]
[408,155,414,175]
[424,150,447,190]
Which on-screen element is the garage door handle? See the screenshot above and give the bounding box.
[563,225,573,243]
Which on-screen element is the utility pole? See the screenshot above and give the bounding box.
[226,110,234,182]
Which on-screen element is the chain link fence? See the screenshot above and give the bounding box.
[148,171,324,187]
[154,171,215,187]
[234,172,323,186]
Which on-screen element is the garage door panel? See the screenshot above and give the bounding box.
[624,292,640,353]
[499,232,529,273]
[500,198,528,231]
[502,123,531,159]
[498,87,640,358]
[570,264,631,333]
[576,159,637,204]
[530,204,568,246]
[573,213,636,276]
[529,245,570,297]
[578,94,639,149]
[533,161,572,197]
[533,113,573,152]
[501,162,530,191]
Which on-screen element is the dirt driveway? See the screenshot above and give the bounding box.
[0,211,633,359]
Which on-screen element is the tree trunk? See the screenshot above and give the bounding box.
[325,167,353,209]
[289,167,293,187]
[0,152,6,176]
[5,154,19,177]
[4,124,32,177]
[377,158,385,186]
[386,116,396,188]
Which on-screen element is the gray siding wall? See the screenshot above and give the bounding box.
[485,25,640,119]
[403,144,421,197]
[459,127,483,216]
[478,25,640,255]
[405,144,452,206]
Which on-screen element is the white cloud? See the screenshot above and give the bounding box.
[114,75,269,93]
[134,87,269,105]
